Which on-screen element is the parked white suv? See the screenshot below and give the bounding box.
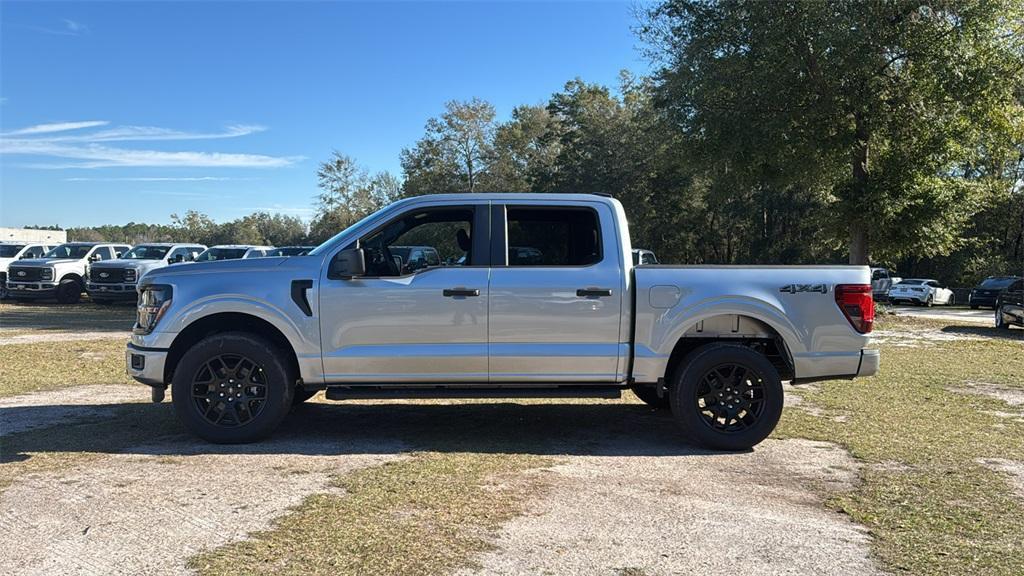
[7,242,130,303]
[0,242,54,300]
[87,243,206,304]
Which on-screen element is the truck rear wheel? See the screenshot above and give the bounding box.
[669,343,783,451]
[55,278,82,304]
[630,384,669,409]
[171,332,294,443]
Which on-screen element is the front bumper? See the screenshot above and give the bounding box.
[5,282,58,298]
[126,343,168,387]
[969,294,998,307]
[88,282,138,300]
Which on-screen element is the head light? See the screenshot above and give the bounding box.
[40,268,53,281]
[135,284,172,334]
[124,268,137,283]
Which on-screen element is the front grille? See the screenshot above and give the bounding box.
[8,266,42,282]
[92,268,125,283]
[0,272,6,285]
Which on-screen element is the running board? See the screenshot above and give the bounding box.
[324,386,622,401]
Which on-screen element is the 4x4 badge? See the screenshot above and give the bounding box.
[780,284,828,294]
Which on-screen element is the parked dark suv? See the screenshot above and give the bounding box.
[969,275,1021,309]
[995,278,1023,330]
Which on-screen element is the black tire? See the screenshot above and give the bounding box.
[970,305,979,310]
[996,307,1010,330]
[924,296,933,308]
[630,384,670,409]
[171,332,295,443]
[669,343,784,451]
[55,278,82,304]
[292,388,318,405]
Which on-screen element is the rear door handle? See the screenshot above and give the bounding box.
[443,287,480,297]
[577,288,613,298]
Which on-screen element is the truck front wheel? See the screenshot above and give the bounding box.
[55,278,82,304]
[171,332,294,443]
[669,343,783,451]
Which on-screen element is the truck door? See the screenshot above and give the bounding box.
[318,203,491,383]
[488,202,625,382]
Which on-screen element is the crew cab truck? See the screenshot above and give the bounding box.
[0,242,53,300]
[87,243,206,304]
[8,242,130,303]
[127,194,878,450]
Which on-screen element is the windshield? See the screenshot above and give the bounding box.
[268,247,311,256]
[897,280,926,285]
[980,277,1018,289]
[0,245,26,258]
[195,248,248,261]
[122,245,170,260]
[44,244,92,259]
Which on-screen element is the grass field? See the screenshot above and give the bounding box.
[1,305,1022,575]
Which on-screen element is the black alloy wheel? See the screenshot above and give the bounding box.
[191,354,269,427]
[693,363,766,433]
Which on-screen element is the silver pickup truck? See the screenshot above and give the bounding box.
[127,194,878,450]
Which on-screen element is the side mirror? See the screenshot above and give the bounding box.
[171,254,185,263]
[89,254,101,262]
[330,248,366,279]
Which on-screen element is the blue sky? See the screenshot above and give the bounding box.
[0,1,646,228]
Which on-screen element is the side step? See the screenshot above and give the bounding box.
[324,385,622,401]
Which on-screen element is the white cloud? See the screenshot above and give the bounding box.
[64,176,253,182]
[63,19,87,33]
[1,140,300,168]
[4,120,109,136]
[1,121,300,169]
[48,124,267,143]
[19,20,90,36]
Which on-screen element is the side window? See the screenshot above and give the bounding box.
[356,207,474,277]
[27,246,43,258]
[166,248,187,262]
[871,269,887,280]
[92,247,114,261]
[506,207,601,266]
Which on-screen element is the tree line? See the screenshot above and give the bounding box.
[64,0,1022,285]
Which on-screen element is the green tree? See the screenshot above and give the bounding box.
[641,0,1024,264]
[401,98,497,195]
[310,152,400,242]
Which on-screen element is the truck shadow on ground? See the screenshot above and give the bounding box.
[940,324,1024,341]
[0,400,726,465]
[0,302,135,332]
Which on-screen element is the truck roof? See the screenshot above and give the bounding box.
[396,192,616,204]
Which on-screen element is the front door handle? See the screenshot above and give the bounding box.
[577,288,613,298]
[443,287,480,297]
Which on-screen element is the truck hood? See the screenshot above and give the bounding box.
[144,256,290,280]
[90,259,160,271]
[10,258,79,266]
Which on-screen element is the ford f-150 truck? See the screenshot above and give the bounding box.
[87,243,206,303]
[8,242,131,303]
[127,194,878,450]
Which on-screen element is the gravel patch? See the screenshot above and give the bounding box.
[949,381,1024,407]
[0,331,130,346]
[0,436,405,576]
[977,458,1024,501]
[870,327,983,348]
[0,385,145,437]
[461,439,881,576]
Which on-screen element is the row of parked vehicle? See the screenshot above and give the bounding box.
[870,266,1023,329]
[0,241,315,304]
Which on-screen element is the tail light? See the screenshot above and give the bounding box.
[835,284,874,334]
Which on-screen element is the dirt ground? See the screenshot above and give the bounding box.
[2,305,1020,575]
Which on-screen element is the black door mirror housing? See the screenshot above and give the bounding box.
[330,248,366,279]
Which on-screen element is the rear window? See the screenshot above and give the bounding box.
[897,280,925,285]
[506,207,601,266]
[195,248,248,261]
[980,277,1018,289]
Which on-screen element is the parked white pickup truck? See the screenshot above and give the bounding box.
[8,242,131,303]
[87,243,206,303]
[127,194,878,450]
[0,242,54,300]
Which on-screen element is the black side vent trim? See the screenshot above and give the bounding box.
[290,279,314,317]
